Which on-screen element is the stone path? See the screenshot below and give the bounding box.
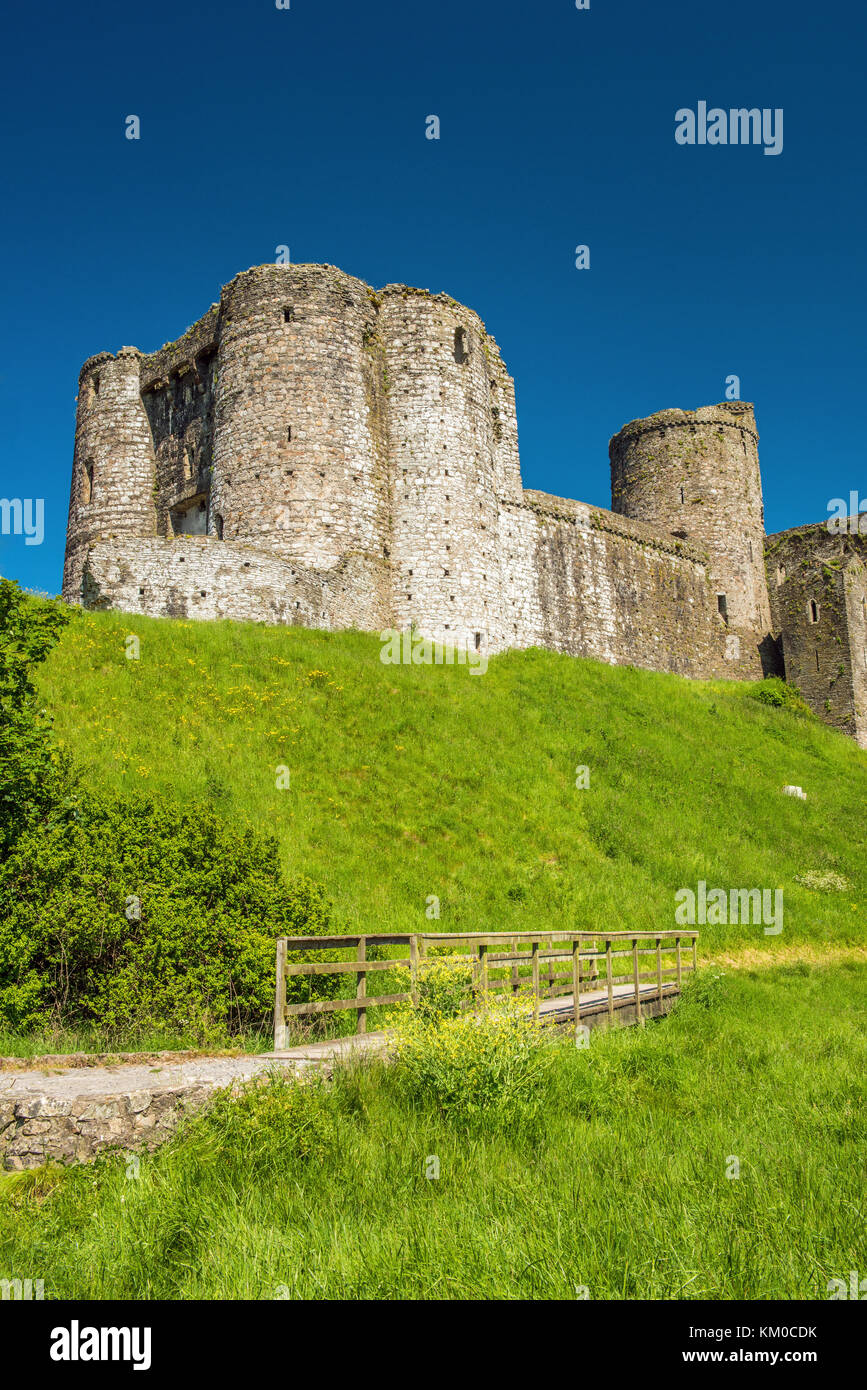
[0,1035,386,1171]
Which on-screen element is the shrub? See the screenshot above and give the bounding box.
[0,580,74,858]
[185,1073,340,1176]
[748,677,812,717]
[679,966,729,1011]
[411,953,474,1023]
[392,965,551,1127]
[0,790,339,1038]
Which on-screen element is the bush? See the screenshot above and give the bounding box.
[411,953,474,1023]
[679,966,729,1012]
[392,963,551,1127]
[184,1073,340,1176]
[0,790,339,1039]
[0,580,74,858]
[748,677,812,716]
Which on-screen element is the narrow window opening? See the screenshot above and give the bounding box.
[679,486,685,504]
[815,648,820,670]
[214,513,224,540]
[809,600,819,623]
[287,426,292,442]
[474,632,481,650]
[91,374,100,397]
[717,594,728,625]
[82,459,94,504]
[454,328,468,364]
[283,307,295,323]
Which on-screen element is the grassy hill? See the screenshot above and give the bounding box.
[5,606,865,1300]
[38,609,867,956]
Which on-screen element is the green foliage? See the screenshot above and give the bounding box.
[392,975,550,1128]
[410,953,473,1022]
[0,580,73,858]
[748,676,812,716]
[0,791,336,1039]
[185,1074,341,1176]
[3,963,865,1299]
[678,965,729,1012]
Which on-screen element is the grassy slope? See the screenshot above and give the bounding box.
[2,962,864,1299]
[5,610,865,1300]
[38,609,867,954]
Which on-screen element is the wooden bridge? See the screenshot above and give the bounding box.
[272,930,699,1050]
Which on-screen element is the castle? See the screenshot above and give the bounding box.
[63,263,867,746]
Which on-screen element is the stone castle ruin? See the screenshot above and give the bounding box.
[63,263,867,746]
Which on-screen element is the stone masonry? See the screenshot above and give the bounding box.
[63,263,867,745]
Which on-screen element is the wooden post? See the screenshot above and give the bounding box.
[572,938,581,1039]
[606,938,614,1023]
[676,936,683,990]
[356,937,367,1034]
[410,935,419,1007]
[531,940,540,1019]
[479,942,488,1002]
[692,936,698,974]
[472,943,482,1000]
[632,937,642,1024]
[511,938,520,996]
[656,935,663,1005]
[273,938,288,1051]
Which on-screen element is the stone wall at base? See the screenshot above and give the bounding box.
[0,1083,223,1170]
[81,535,391,631]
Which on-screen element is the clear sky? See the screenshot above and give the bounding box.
[1,0,864,594]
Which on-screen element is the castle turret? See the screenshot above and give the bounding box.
[209,265,390,603]
[62,348,157,602]
[609,402,773,665]
[380,287,510,654]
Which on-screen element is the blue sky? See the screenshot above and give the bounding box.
[2,0,864,593]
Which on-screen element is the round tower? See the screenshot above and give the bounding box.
[63,348,157,602]
[609,402,772,637]
[379,286,506,655]
[210,264,389,578]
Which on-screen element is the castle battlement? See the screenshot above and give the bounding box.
[63,263,867,746]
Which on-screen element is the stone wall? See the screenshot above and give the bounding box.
[82,535,389,632]
[1,1081,222,1169]
[766,523,867,746]
[500,493,737,677]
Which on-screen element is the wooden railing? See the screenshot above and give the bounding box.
[273,930,699,1049]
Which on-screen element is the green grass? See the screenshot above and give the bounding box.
[37,609,867,953]
[2,963,864,1299]
[0,1025,273,1061]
